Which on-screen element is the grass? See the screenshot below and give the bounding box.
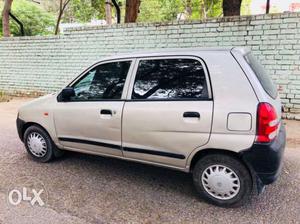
[0,91,11,102]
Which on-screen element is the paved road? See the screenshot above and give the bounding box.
[0,98,299,224]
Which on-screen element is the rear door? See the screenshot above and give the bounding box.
[122,56,213,168]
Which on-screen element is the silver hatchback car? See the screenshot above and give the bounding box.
[17,47,286,207]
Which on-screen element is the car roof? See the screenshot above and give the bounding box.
[97,47,248,61]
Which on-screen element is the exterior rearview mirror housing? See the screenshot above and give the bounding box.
[61,87,75,101]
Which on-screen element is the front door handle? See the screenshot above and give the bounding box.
[100,109,112,115]
[183,112,200,118]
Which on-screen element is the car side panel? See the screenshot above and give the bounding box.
[17,94,60,146]
[186,52,258,169]
[231,48,282,122]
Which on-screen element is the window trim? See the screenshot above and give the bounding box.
[58,58,136,102]
[126,56,213,101]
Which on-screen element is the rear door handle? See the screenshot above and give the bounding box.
[183,112,200,118]
[100,109,112,115]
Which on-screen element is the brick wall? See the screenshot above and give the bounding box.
[0,13,300,119]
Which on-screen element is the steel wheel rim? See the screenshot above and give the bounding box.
[201,164,240,200]
[27,132,47,157]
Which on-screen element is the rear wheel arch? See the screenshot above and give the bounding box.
[190,148,245,172]
[189,148,258,193]
[192,152,253,207]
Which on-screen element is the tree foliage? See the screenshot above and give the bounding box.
[0,0,55,37]
[160,0,185,21]
[63,0,106,23]
[1,0,258,37]
[190,0,223,19]
[137,0,223,23]
[42,0,106,23]
[41,0,256,26]
[241,0,251,15]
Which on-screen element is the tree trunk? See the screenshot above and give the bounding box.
[111,0,121,23]
[186,0,192,17]
[54,0,71,35]
[200,0,207,19]
[266,0,270,14]
[105,0,112,25]
[124,0,141,23]
[2,0,13,37]
[55,10,63,35]
[222,0,242,17]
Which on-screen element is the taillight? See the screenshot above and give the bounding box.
[256,102,279,143]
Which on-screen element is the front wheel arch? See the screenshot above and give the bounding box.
[21,122,64,158]
[22,122,51,142]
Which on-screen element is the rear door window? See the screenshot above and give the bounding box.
[131,58,209,100]
[244,53,277,99]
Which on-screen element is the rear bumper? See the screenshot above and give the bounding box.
[240,123,286,186]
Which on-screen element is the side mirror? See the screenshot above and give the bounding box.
[61,87,75,101]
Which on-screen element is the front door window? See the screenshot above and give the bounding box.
[71,61,132,101]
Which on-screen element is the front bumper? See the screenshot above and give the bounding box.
[240,123,286,186]
[16,117,25,142]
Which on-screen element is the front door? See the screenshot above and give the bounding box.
[122,57,213,168]
[54,59,133,156]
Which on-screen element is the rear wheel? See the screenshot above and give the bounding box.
[192,153,252,207]
[24,125,63,162]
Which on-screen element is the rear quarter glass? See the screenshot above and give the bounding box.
[244,53,278,99]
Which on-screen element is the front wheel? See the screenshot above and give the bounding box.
[24,125,62,163]
[192,153,253,207]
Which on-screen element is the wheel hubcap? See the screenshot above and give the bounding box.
[201,164,240,200]
[27,132,47,157]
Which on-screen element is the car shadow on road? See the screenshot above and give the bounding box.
[53,150,199,198]
[22,149,291,212]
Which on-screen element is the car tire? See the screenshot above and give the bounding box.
[23,125,62,163]
[192,153,253,207]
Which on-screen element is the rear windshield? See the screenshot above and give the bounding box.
[244,53,278,99]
